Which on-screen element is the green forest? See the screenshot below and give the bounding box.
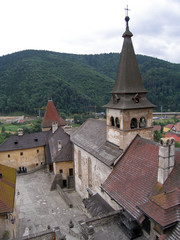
[0,50,179,116]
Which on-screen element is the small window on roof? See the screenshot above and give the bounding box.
[14,141,18,144]
[34,138,38,142]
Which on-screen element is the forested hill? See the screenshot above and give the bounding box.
[0,50,179,115]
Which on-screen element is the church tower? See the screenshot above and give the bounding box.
[104,14,155,150]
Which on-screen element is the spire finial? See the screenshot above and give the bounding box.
[124,5,130,17]
[124,5,130,28]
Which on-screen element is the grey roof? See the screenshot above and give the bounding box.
[0,131,49,152]
[104,93,155,110]
[111,25,146,94]
[71,118,123,167]
[48,127,72,163]
[83,193,114,217]
[104,19,155,110]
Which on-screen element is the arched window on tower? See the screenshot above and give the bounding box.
[130,118,137,129]
[110,116,115,126]
[139,117,146,128]
[115,117,120,128]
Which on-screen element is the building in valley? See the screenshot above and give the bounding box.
[0,100,73,187]
[0,130,48,172]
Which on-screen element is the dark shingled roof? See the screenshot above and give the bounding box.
[104,18,155,110]
[112,20,146,94]
[0,131,49,152]
[0,164,16,214]
[48,127,72,163]
[71,118,123,167]
[42,100,66,128]
[83,193,114,217]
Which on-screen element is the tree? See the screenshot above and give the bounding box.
[154,130,162,143]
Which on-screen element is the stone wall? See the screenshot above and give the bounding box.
[74,145,112,199]
[53,161,73,177]
[0,215,7,240]
[106,108,153,149]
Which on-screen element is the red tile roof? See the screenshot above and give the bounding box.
[164,124,174,129]
[102,135,180,225]
[165,132,180,143]
[153,125,161,132]
[42,100,66,128]
[174,122,180,132]
[0,164,16,214]
[139,189,180,228]
[102,135,159,220]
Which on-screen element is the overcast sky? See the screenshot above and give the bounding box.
[0,0,180,63]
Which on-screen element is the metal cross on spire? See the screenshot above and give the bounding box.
[124,5,130,17]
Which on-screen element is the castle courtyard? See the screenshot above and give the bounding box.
[15,169,146,240]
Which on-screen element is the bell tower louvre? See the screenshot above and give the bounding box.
[104,14,156,150]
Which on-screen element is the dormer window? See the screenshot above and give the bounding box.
[58,140,62,151]
[34,138,38,142]
[133,94,141,104]
[113,94,120,104]
[14,141,18,145]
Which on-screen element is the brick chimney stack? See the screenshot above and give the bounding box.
[158,137,175,185]
[52,121,58,134]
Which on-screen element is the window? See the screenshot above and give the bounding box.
[78,150,82,178]
[88,157,92,187]
[130,118,137,129]
[20,152,23,156]
[110,116,115,126]
[36,163,38,166]
[115,117,120,128]
[8,154,10,158]
[139,117,146,128]
[69,168,73,176]
[59,169,63,173]
[37,149,39,153]
[133,94,141,104]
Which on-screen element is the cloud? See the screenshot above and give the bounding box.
[0,0,180,63]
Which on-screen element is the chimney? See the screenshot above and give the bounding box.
[18,128,23,136]
[52,121,58,133]
[158,137,175,185]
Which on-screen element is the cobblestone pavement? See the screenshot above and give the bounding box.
[15,169,147,240]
